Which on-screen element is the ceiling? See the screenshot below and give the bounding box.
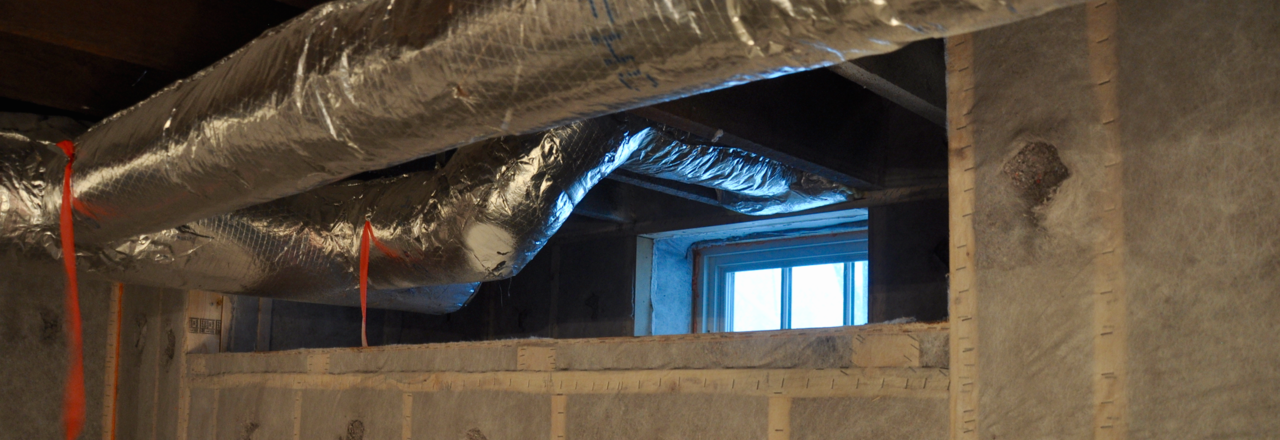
[0,0,326,118]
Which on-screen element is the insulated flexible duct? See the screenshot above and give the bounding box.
[620,125,857,215]
[61,116,846,313]
[89,117,642,313]
[38,0,1083,247]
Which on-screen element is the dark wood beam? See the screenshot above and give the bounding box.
[0,0,302,74]
[572,180,636,223]
[0,97,93,121]
[606,170,722,207]
[0,32,180,117]
[626,105,876,190]
[272,0,330,10]
[632,67,948,191]
[626,184,948,236]
[627,68,930,190]
[558,183,947,239]
[828,39,947,127]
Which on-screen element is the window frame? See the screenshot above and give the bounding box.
[693,230,869,333]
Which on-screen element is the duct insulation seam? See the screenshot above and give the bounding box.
[70,115,848,313]
[34,0,1085,247]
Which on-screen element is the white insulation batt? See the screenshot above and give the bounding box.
[951,0,1280,438]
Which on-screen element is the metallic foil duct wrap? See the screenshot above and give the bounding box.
[51,0,1084,245]
[0,133,56,253]
[2,120,478,313]
[74,116,849,313]
[620,125,858,215]
[1,114,91,255]
[88,117,644,313]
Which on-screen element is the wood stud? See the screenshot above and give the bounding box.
[185,367,948,400]
[1087,1,1130,438]
[946,32,980,440]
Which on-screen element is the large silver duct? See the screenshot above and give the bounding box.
[73,115,850,313]
[44,0,1084,247]
[0,122,480,313]
[87,117,638,312]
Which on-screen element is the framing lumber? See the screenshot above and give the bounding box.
[0,0,300,73]
[1086,1,1129,437]
[571,182,637,223]
[626,68,891,189]
[945,33,980,440]
[768,397,792,440]
[606,170,722,207]
[829,40,947,127]
[0,32,179,117]
[187,367,948,399]
[184,291,224,355]
[272,0,328,9]
[557,183,945,239]
[627,66,947,192]
[100,284,125,440]
[627,105,876,190]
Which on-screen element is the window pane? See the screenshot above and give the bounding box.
[789,263,846,329]
[730,268,782,332]
[853,261,869,325]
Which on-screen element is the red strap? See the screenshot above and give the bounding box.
[358,221,400,348]
[359,221,372,347]
[57,140,84,440]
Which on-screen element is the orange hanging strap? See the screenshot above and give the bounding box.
[358,220,401,348]
[359,221,373,347]
[57,140,84,440]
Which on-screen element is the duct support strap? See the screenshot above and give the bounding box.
[57,140,85,440]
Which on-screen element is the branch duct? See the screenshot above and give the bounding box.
[619,126,857,215]
[64,115,844,313]
[46,0,1082,247]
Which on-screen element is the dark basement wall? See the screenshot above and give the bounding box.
[868,198,949,323]
[264,233,638,350]
[965,1,1280,437]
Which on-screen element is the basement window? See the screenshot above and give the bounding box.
[695,230,869,333]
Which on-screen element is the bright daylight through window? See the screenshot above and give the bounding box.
[730,262,868,332]
[697,230,869,333]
